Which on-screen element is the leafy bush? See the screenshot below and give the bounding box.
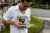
[28,16,43,33]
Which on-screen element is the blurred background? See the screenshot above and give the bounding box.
[0,0,50,33]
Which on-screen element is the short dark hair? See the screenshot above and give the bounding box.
[21,0,32,3]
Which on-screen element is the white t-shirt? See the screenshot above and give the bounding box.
[3,4,31,33]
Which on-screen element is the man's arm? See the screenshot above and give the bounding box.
[2,19,15,25]
[2,19,22,28]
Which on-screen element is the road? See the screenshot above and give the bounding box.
[31,8,50,18]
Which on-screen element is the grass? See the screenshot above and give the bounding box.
[0,16,44,33]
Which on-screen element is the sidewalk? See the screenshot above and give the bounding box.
[33,16,50,21]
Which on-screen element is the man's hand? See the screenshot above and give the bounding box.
[25,20,30,25]
[14,21,22,28]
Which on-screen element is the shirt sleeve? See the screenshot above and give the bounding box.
[3,7,13,20]
[27,13,31,20]
[27,8,31,20]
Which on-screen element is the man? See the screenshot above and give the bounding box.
[2,0,32,33]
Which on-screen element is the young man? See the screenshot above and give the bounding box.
[2,0,32,33]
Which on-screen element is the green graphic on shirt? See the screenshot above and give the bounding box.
[17,16,21,19]
[17,16,27,20]
[17,15,27,24]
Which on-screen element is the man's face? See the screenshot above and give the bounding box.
[22,1,32,9]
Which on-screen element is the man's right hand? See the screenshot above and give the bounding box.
[14,21,22,28]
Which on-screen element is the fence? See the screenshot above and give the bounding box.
[32,4,50,9]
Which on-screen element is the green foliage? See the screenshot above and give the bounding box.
[0,29,10,33]
[28,16,43,33]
